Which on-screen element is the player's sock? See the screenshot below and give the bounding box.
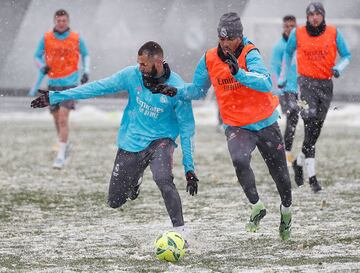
[52,140,60,152]
[305,158,316,178]
[58,142,67,160]
[245,200,266,232]
[173,225,189,248]
[53,142,67,169]
[64,141,72,160]
[173,225,187,235]
[279,204,292,241]
[296,152,305,167]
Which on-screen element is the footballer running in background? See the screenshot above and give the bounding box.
[280,2,351,192]
[34,9,90,169]
[270,15,300,167]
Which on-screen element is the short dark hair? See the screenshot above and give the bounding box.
[283,15,296,22]
[54,9,69,18]
[138,41,163,57]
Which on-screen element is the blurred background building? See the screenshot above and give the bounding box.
[0,0,359,100]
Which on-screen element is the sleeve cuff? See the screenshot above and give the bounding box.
[233,68,246,81]
[49,91,57,105]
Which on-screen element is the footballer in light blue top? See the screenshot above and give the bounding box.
[270,35,298,95]
[178,36,278,132]
[34,29,90,87]
[49,65,195,174]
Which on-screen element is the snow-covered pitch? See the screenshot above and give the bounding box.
[1,101,360,272]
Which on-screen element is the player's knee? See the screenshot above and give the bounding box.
[232,155,250,169]
[153,172,173,186]
[288,109,299,118]
[302,146,315,158]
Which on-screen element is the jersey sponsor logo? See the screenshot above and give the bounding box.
[136,96,164,118]
[216,76,243,91]
[217,76,235,85]
[302,48,329,61]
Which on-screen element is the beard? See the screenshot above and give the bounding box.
[141,64,157,78]
[306,20,326,36]
[141,62,171,92]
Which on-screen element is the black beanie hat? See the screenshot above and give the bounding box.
[217,12,243,39]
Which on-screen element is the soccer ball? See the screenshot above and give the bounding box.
[154,231,186,262]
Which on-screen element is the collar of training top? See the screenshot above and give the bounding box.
[142,62,171,92]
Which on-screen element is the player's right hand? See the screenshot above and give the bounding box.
[152,83,177,97]
[225,51,239,75]
[186,171,199,196]
[40,65,50,75]
[30,90,50,108]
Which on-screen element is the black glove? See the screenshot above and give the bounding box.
[81,73,89,84]
[151,83,177,97]
[186,171,199,196]
[333,69,340,78]
[40,65,50,75]
[30,89,50,108]
[225,51,239,75]
[277,79,287,89]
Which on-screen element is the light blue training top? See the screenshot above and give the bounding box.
[49,65,195,174]
[270,36,298,94]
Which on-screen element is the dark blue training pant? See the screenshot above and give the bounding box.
[225,122,292,207]
[298,76,333,158]
[107,138,184,227]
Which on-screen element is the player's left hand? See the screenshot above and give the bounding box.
[30,89,50,108]
[186,171,198,196]
[81,73,89,84]
[225,51,239,75]
[152,83,177,97]
[332,68,340,78]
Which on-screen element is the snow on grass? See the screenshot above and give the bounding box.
[1,102,360,272]
[1,101,359,127]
